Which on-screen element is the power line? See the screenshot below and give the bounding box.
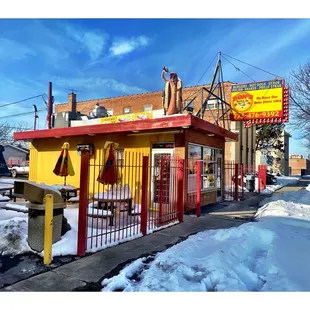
[183,53,219,102]
[0,109,47,120]
[0,126,32,130]
[0,94,46,109]
[221,52,282,79]
[222,55,256,82]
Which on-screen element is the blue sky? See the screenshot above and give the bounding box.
[1,18,310,155]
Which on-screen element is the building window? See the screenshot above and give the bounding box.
[184,99,195,110]
[143,104,153,112]
[202,147,216,189]
[188,143,219,192]
[107,108,113,116]
[123,106,131,114]
[205,99,218,110]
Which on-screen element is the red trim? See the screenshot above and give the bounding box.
[158,157,164,225]
[177,159,184,222]
[234,163,239,201]
[196,160,201,217]
[14,114,238,142]
[190,116,238,141]
[140,156,148,236]
[258,165,261,193]
[77,150,90,256]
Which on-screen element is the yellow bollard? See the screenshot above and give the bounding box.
[44,194,53,265]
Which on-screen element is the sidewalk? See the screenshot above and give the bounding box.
[0,187,291,292]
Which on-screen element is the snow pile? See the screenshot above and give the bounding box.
[102,219,310,291]
[259,188,310,207]
[255,200,310,220]
[0,194,10,201]
[0,217,33,255]
[0,205,146,257]
[102,187,310,292]
[260,176,299,194]
[306,184,310,191]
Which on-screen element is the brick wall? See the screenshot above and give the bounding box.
[289,158,310,175]
[55,82,233,121]
[55,82,254,163]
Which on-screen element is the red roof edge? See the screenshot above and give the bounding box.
[14,114,238,142]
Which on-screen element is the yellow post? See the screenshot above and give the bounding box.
[44,194,53,265]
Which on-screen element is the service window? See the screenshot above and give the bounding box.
[188,143,219,192]
[202,147,216,189]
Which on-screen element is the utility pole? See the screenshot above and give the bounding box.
[33,104,38,130]
[47,82,53,129]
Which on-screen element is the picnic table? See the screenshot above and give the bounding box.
[92,193,134,226]
[51,185,79,201]
[0,182,14,199]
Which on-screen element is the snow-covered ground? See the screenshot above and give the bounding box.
[224,176,298,200]
[0,203,177,257]
[260,176,299,194]
[102,184,310,292]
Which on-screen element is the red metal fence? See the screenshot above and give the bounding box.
[258,164,267,192]
[224,161,245,201]
[76,146,268,256]
[223,162,267,201]
[77,150,184,256]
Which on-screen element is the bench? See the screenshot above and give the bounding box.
[87,202,114,226]
[91,196,134,226]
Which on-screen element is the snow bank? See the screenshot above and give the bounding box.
[256,200,310,221]
[259,176,299,195]
[102,218,310,291]
[0,206,145,257]
[102,186,310,292]
[0,217,33,255]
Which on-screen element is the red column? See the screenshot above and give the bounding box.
[263,165,267,189]
[141,156,149,236]
[234,163,239,201]
[77,150,91,256]
[177,159,184,222]
[258,165,261,193]
[158,158,164,225]
[240,163,244,200]
[196,160,201,217]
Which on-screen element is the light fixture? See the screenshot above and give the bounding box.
[54,136,62,138]
[88,134,96,136]
[186,106,194,114]
[207,134,215,137]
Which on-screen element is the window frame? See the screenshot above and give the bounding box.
[123,106,131,114]
[143,104,153,112]
[188,143,222,192]
[184,99,195,109]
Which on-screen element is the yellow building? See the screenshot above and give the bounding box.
[14,113,238,211]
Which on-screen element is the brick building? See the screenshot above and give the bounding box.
[289,154,310,176]
[55,82,256,165]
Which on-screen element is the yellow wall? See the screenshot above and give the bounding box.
[29,132,176,199]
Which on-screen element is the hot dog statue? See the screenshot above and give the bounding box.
[161,67,183,115]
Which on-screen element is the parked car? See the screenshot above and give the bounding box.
[8,161,29,178]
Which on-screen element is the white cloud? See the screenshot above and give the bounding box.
[65,25,109,61]
[53,76,148,95]
[109,35,151,56]
[0,38,36,60]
